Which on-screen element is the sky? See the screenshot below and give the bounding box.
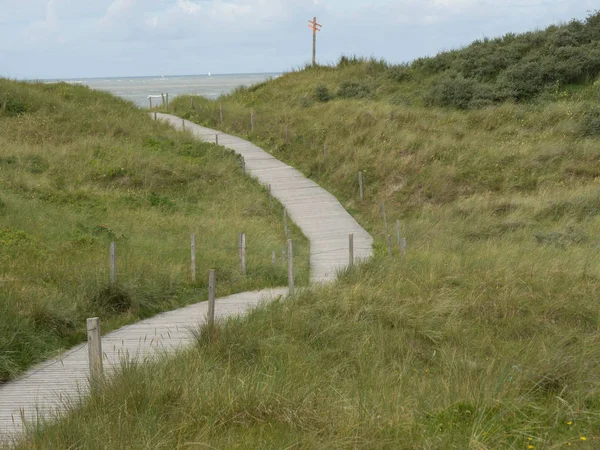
[0,0,596,79]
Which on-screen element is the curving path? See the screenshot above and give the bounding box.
[0,114,372,445]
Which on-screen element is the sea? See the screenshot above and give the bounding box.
[49,73,279,108]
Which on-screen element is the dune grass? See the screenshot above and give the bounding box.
[14,13,600,449]
[0,79,309,382]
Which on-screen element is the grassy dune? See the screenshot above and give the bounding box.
[0,80,309,382]
[16,13,600,449]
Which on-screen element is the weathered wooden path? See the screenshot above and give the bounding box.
[0,114,372,444]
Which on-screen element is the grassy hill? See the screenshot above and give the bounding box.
[16,13,600,449]
[0,80,308,382]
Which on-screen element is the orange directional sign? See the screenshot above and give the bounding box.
[309,17,322,32]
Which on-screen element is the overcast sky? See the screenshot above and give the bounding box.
[0,0,595,79]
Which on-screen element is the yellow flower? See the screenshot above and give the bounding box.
[528,445,534,449]
[528,437,532,441]
[567,421,572,425]
[580,436,587,441]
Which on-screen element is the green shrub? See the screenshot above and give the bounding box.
[314,84,332,102]
[337,81,372,99]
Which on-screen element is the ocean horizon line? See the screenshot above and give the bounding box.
[39,72,282,82]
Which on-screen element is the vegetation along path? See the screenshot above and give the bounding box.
[0,113,373,443]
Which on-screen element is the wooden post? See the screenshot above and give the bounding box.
[109,242,117,285]
[166,93,169,110]
[154,112,157,121]
[268,184,273,209]
[148,97,152,109]
[401,238,407,256]
[358,171,364,202]
[215,134,219,146]
[284,210,289,238]
[241,157,246,175]
[287,239,294,295]
[87,317,103,383]
[251,112,255,131]
[161,93,165,107]
[191,233,196,282]
[190,97,194,109]
[387,235,393,257]
[349,233,354,267]
[282,246,286,265]
[272,250,276,265]
[208,270,216,326]
[396,220,401,246]
[219,104,223,124]
[309,17,322,67]
[182,118,185,130]
[381,202,388,234]
[239,232,247,275]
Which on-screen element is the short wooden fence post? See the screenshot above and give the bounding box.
[349,233,354,267]
[110,242,117,285]
[191,233,196,282]
[287,239,294,295]
[153,112,157,120]
[215,134,219,146]
[219,104,224,124]
[166,93,169,110]
[239,232,247,275]
[182,118,185,130]
[381,202,388,234]
[358,171,364,202]
[87,317,103,383]
[148,97,152,109]
[283,210,289,238]
[208,270,216,326]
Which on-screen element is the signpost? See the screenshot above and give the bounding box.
[308,17,322,67]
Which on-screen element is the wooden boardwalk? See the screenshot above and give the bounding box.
[0,114,372,444]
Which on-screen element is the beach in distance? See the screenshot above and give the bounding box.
[48,73,279,108]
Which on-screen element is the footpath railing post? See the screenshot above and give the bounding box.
[191,233,196,282]
[208,270,216,326]
[239,232,247,275]
[87,317,103,384]
[349,233,354,267]
[287,239,294,295]
[110,242,117,285]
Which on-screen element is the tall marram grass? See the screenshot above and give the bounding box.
[0,79,309,382]
[14,12,600,449]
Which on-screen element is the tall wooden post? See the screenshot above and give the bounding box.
[166,93,169,110]
[148,97,152,109]
[308,17,322,67]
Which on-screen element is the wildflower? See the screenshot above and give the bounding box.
[528,445,534,449]
[580,437,587,441]
[567,421,572,425]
